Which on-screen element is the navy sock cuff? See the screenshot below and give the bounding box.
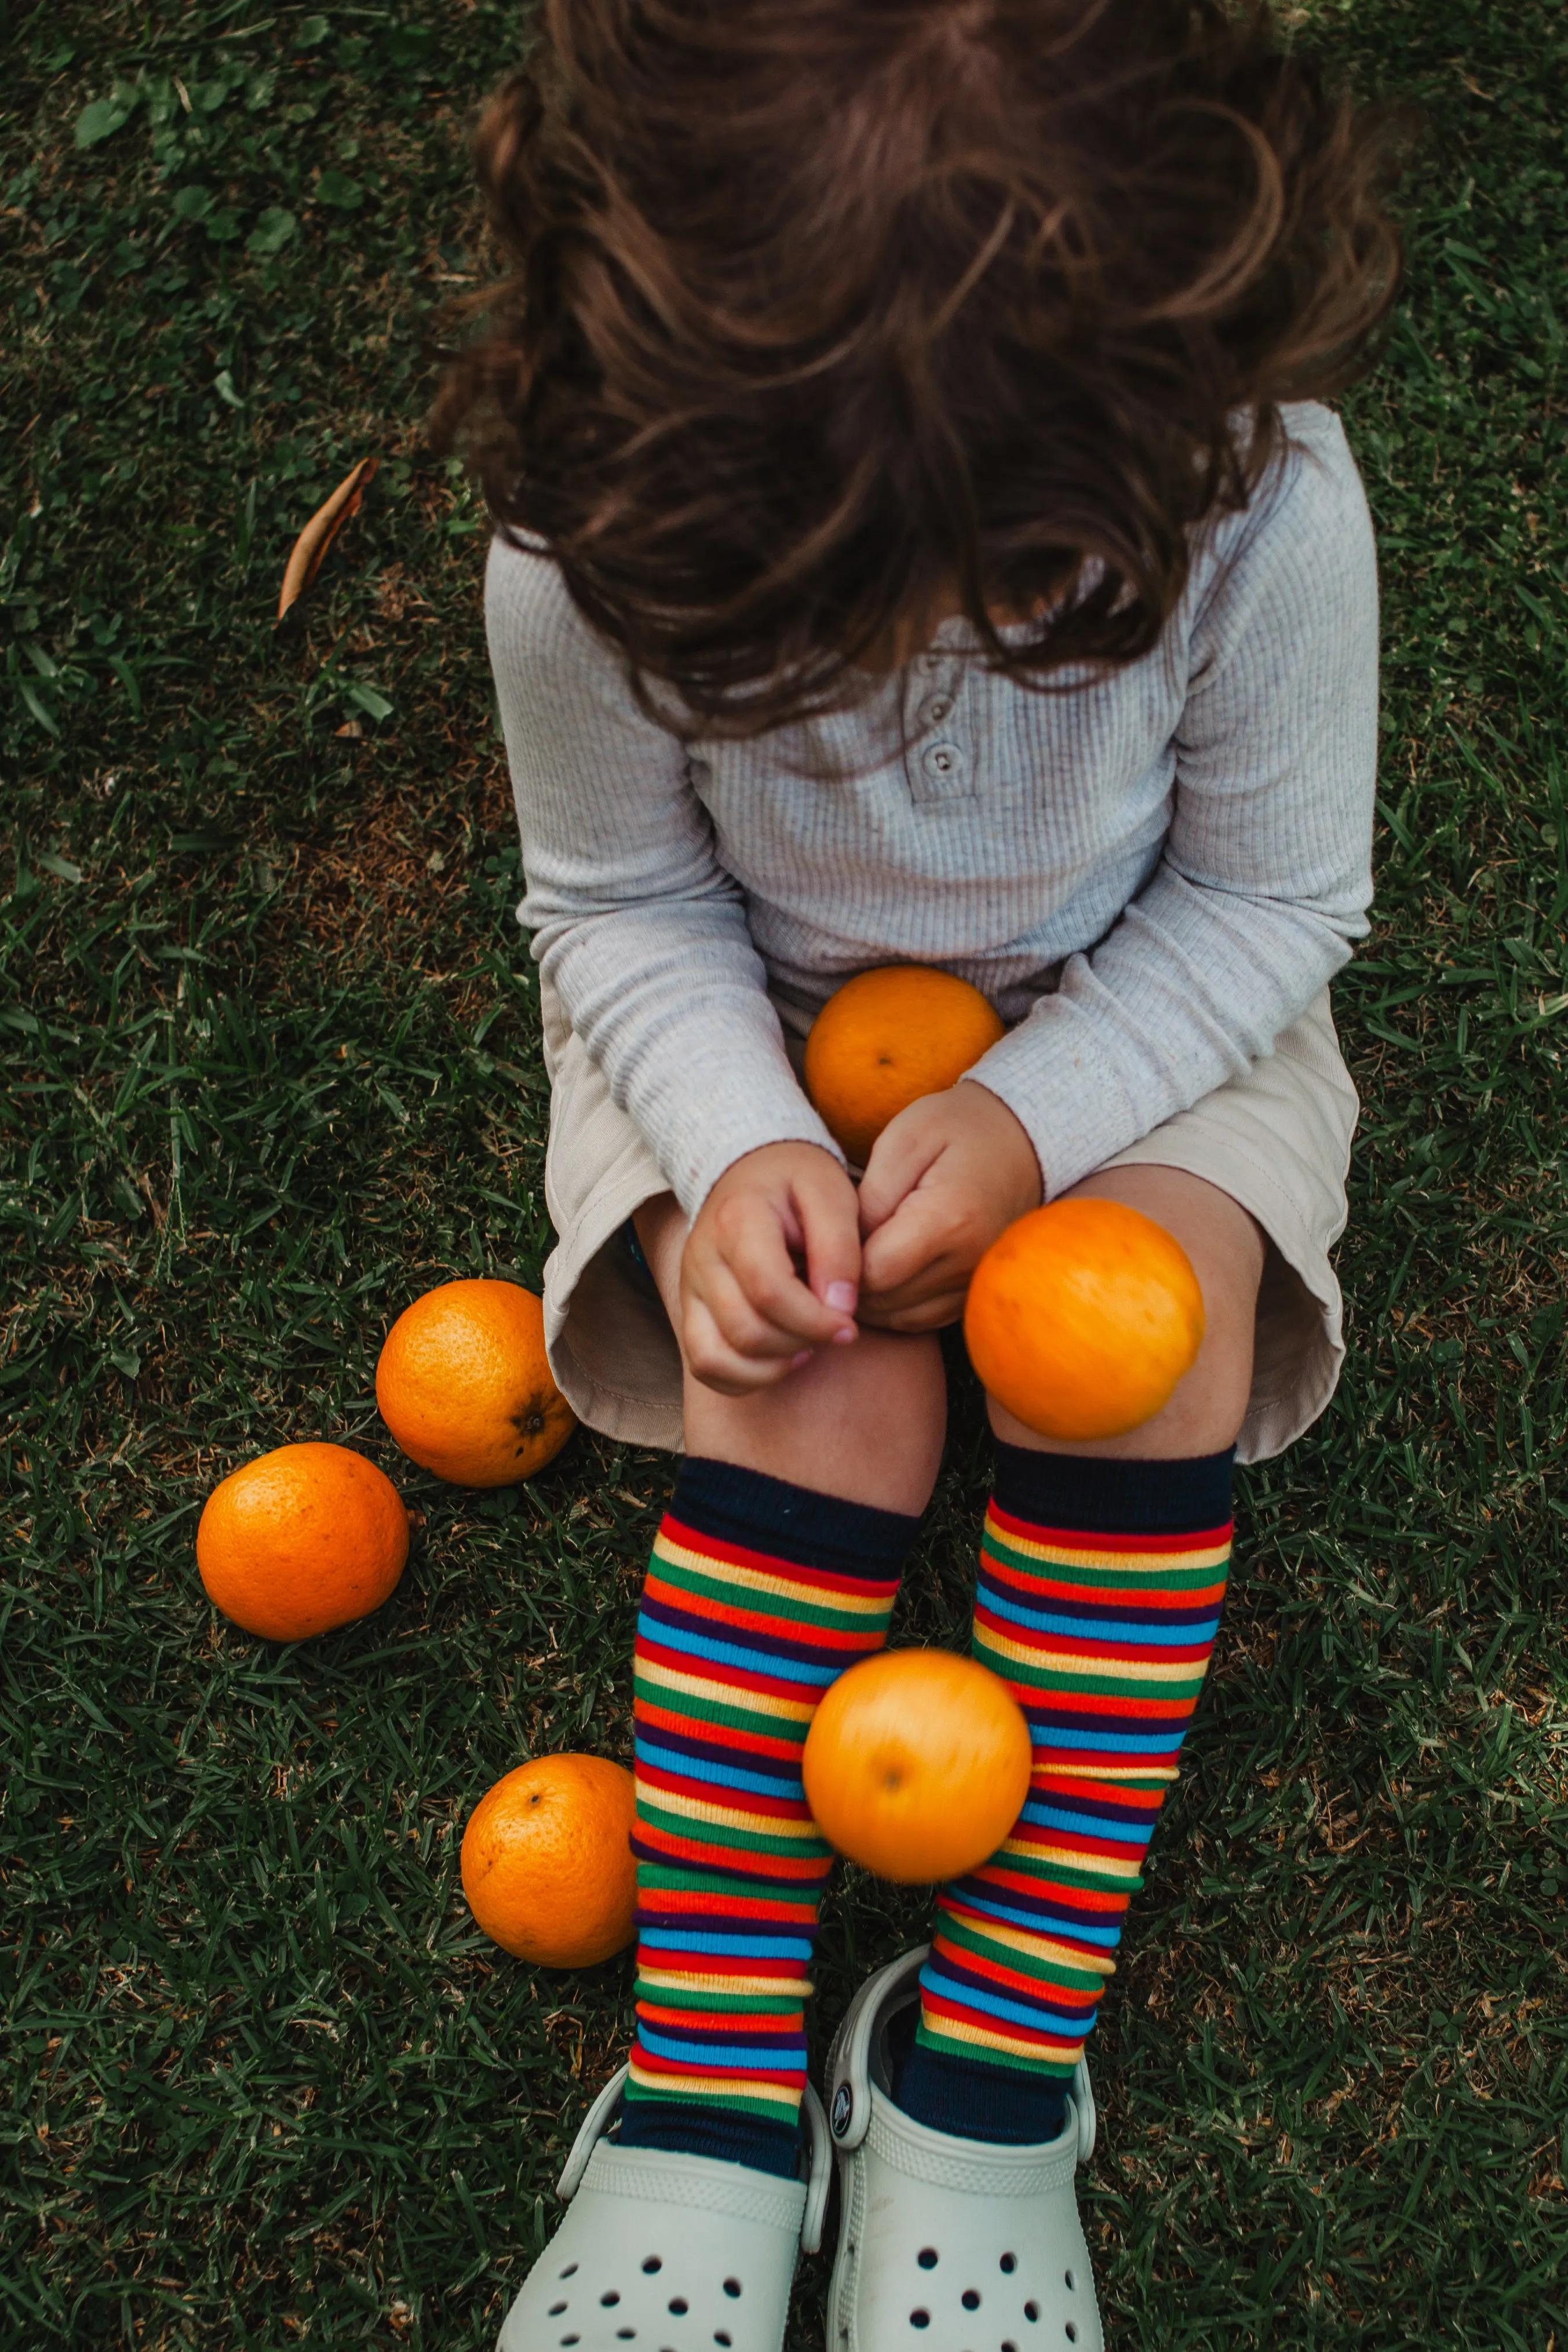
[990,1441,1234,1536]
[671,1456,920,1580]
[617,2098,803,2180]
[895,2043,1070,2149]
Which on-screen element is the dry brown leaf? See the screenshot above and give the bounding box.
[276,456,379,621]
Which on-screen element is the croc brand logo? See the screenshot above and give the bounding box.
[831,2084,854,2139]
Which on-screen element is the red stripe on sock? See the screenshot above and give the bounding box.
[984,1503,1233,1554]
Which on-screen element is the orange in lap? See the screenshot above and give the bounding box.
[461,1755,637,1967]
[804,964,1005,1165]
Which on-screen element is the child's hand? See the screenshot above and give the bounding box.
[857,1085,1042,1330]
[680,1142,862,1395]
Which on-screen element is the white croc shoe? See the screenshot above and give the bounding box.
[823,1949,1103,2352]
[497,2064,832,2352]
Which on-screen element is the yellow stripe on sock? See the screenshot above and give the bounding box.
[982,1516,1231,1575]
[636,1966,815,2000]
[996,1834,1144,1881]
[924,2011,1084,2067]
[626,2058,802,2114]
[943,1910,1117,1979]
[652,1530,893,1615]
[635,1653,819,1725]
[977,1626,1210,1684]
[636,1780,825,1842]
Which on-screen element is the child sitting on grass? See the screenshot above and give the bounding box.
[438,2,1400,2344]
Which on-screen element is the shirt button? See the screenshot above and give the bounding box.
[920,695,954,728]
[921,739,965,782]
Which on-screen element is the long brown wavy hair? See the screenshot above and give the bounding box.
[433,0,1403,734]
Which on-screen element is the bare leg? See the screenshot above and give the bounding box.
[634,1191,946,1516]
[987,1164,1266,1458]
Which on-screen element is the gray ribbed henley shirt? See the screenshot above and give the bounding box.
[488,400,1377,1216]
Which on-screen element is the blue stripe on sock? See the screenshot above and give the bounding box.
[951,1888,1129,1950]
[921,1963,1093,2041]
[980,1584,1224,1644]
[635,1719,805,1780]
[1017,1797,1153,1843]
[635,1609,845,1689]
[637,2025,806,2068]
[1026,1727,1186,1760]
[638,1927,815,1960]
[636,1736,805,1802]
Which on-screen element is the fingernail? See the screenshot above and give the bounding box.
[825,1281,858,1312]
[790,1350,813,1371]
[832,1323,857,1345]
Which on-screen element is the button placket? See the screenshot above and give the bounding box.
[919,738,967,790]
[903,657,974,804]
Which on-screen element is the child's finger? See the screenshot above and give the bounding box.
[683,1294,811,1395]
[723,1199,856,1345]
[859,1188,971,1301]
[857,1286,969,1334]
[857,1114,940,1235]
[703,1260,828,1361]
[790,1158,864,1323]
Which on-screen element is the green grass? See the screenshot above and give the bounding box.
[3,0,1567,2344]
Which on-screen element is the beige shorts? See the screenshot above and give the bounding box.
[536,978,1358,1466]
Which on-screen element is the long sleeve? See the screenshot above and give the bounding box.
[964,417,1378,1197]
[486,537,844,1216]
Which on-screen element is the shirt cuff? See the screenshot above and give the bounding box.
[961,1007,1144,1201]
[662,1080,848,1220]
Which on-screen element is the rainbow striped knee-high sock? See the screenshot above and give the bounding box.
[619,1457,916,2177]
[898,1442,1232,2145]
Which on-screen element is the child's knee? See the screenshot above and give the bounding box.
[989,1163,1264,1461]
[687,1325,947,1514]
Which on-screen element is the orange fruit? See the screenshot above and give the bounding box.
[196,1441,409,1641]
[802,1649,1032,1884]
[964,1196,1205,1442]
[804,965,1006,1164]
[461,1754,637,1967]
[375,1277,575,1487]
